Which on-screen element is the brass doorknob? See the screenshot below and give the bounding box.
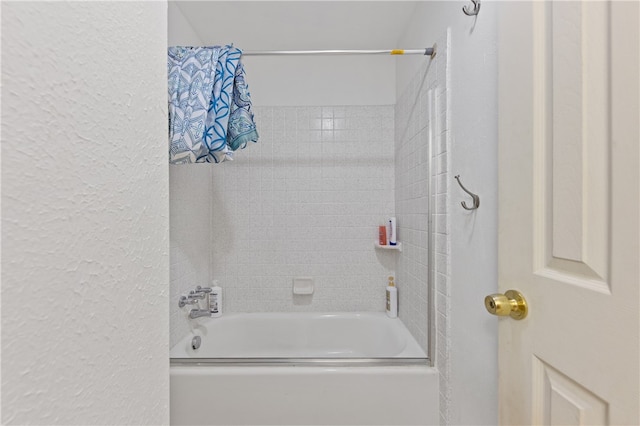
[484,289,528,320]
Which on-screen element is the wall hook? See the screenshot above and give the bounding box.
[454,175,480,210]
[462,0,481,16]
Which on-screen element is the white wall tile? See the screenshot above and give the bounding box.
[395,32,450,363]
[207,105,396,313]
[396,30,452,423]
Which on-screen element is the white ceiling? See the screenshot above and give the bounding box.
[175,1,421,50]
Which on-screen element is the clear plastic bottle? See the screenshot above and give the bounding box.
[386,276,398,318]
[210,280,222,318]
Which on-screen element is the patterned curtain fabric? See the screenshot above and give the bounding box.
[168,45,259,164]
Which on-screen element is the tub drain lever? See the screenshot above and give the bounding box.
[191,336,201,350]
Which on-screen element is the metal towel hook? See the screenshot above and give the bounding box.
[462,0,481,16]
[454,175,480,210]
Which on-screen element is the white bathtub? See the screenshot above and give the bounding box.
[170,313,439,425]
[171,312,426,359]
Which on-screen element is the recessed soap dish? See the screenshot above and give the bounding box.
[293,277,314,295]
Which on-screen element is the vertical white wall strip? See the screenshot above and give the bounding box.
[396,3,498,423]
[2,2,169,423]
[427,86,436,365]
[435,79,453,426]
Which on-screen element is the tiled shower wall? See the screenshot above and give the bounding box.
[395,31,451,423]
[210,106,397,312]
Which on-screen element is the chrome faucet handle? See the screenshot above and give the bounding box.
[187,292,206,300]
[178,295,199,308]
[195,286,212,293]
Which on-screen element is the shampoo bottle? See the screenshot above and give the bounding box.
[378,225,387,245]
[386,276,398,318]
[388,217,397,246]
[210,280,222,318]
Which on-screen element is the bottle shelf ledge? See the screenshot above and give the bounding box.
[374,242,402,252]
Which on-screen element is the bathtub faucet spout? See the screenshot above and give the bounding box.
[189,308,211,319]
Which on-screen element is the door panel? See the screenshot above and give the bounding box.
[536,1,611,292]
[498,1,639,425]
[532,356,609,425]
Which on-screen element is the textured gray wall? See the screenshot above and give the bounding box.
[2,2,169,424]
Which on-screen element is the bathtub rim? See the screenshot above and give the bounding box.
[171,311,428,359]
[170,357,431,367]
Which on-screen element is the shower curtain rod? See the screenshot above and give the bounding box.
[243,47,436,57]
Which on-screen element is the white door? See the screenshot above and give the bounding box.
[497,1,639,424]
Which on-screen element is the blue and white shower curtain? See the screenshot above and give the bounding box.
[168,45,259,164]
